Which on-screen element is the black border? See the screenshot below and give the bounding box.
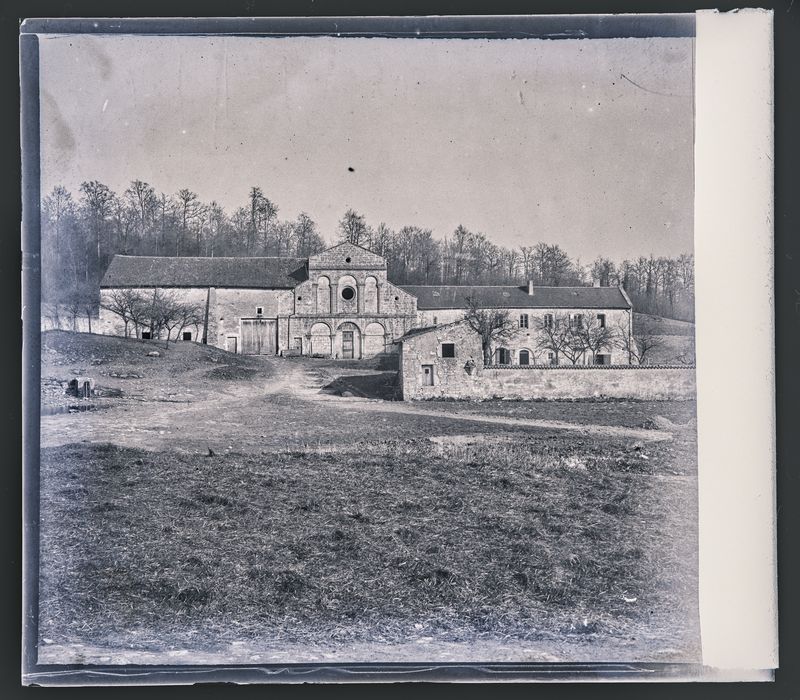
[5,1,798,695]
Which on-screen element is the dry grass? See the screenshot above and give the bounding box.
[39,432,699,659]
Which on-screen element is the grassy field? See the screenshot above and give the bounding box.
[37,331,700,663]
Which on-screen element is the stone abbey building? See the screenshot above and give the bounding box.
[99,242,633,364]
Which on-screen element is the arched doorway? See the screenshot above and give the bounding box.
[337,322,361,359]
[310,322,333,356]
[364,322,386,357]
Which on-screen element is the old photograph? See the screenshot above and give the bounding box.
[28,17,704,671]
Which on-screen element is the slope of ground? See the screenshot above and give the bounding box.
[37,332,700,665]
[632,313,695,365]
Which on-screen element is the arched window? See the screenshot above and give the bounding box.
[316,276,331,313]
[519,349,530,365]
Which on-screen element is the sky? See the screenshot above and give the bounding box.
[38,34,694,262]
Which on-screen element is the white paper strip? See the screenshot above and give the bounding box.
[695,8,777,674]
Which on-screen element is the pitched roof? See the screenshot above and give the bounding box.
[400,285,631,310]
[395,320,465,342]
[101,255,307,289]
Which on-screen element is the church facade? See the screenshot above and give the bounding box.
[99,241,633,364]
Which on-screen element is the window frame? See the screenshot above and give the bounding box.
[519,313,529,329]
[441,342,456,358]
[543,313,554,329]
[597,313,606,328]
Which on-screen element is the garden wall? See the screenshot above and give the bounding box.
[401,363,696,401]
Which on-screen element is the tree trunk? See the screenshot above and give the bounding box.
[482,339,492,367]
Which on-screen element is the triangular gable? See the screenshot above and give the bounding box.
[307,242,387,270]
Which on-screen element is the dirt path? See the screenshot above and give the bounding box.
[271,359,673,443]
[40,356,671,452]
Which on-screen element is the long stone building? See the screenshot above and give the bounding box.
[99,241,633,364]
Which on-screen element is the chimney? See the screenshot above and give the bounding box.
[527,280,534,296]
[593,279,601,288]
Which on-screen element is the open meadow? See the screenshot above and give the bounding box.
[37,331,700,664]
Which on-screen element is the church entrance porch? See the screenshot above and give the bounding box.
[336,322,361,360]
[341,331,355,359]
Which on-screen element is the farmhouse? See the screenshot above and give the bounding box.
[99,242,633,361]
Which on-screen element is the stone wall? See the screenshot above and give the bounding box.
[98,286,293,353]
[213,288,293,353]
[400,323,695,401]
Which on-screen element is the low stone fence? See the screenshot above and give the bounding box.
[402,364,696,401]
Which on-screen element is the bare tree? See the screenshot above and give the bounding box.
[338,208,368,245]
[175,301,205,341]
[125,180,157,250]
[100,288,144,338]
[535,312,570,364]
[614,318,664,365]
[463,296,515,366]
[79,180,115,281]
[573,310,615,363]
[559,324,586,365]
[176,189,203,256]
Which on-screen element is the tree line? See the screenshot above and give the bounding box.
[41,182,695,322]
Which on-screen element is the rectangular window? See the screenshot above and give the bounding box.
[256,306,263,315]
[543,314,554,329]
[422,364,434,386]
[293,336,303,350]
[594,353,611,365]
[141,331,151,340]
[597,313,606,328]
[519,314,529,329]
[441,343,456,358]
[570,313,584,329]
[548,351,557,365]
[182,331,192,341]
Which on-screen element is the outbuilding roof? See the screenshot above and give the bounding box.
[395,320,465,342]
[400,285,631,310]
[101,255,308,289]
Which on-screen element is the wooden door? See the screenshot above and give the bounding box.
[341,330,354,359]
[422,365,434,386]
[241,319,277,355]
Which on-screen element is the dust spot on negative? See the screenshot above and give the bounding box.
[348,167,355,172]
